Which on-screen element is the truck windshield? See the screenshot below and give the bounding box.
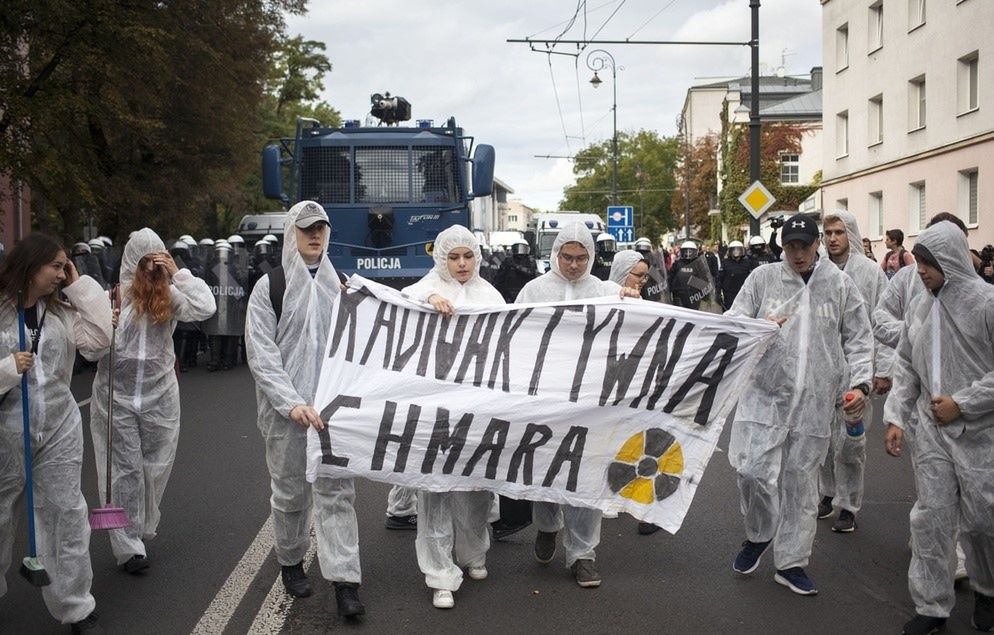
[300,145,463,206]
[538,233,558,259]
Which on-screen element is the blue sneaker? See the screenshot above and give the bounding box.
[775,567,818,595]
[733,539,771,574]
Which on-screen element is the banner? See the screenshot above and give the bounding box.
[306,277,777,533]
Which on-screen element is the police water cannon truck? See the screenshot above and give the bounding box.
[261,94,495,289]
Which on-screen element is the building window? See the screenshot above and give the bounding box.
[836,111,849,158]
[869,191,884,238]
[780,153,800,184]
[836,198,849,211]
[959,169,979,226]
[508,214,517,223]
[909,181,926,232]
[908,0,926,30]
[868,2,884,52]
[908,76,926,130]
[836,24,849,70]
[868,95,884,145]
[958,52,979,114]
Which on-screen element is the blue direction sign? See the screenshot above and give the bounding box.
[607,206,634,243]
[607,206,634,227]
[608,226,634,243]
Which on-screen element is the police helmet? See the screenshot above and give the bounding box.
[727,240,745,258]
[198,238,215,247]
[511,241,531,256]
[88,238,105,252]
[227,235,245,245]
[595,233,617,254]
[72,242,91,256]
[679,240,699,261]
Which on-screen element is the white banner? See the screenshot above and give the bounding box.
[306,277,777,533]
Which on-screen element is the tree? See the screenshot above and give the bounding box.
[0,0,307,244]
[670,134,719,241]
[560,130,680,244]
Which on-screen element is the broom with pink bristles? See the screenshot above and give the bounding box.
[89,286,129,531]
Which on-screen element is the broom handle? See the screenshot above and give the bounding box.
[17,291,38,558]
[105,287,117,506]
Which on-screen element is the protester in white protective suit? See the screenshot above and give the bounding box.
[384,485,418,530]
[244,201,365,618]
[874,212,974,585]
[816,211,891,534]
[725,213,873,597]
[0,234,112,632]
[516,221,637,588]
[398,225,505,609]
[608,251,648,290]
[882,221,994,635]
[89,228,215,573]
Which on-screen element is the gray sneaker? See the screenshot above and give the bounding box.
[832,510,857,533]
[534,530,558,564]
[571,559,601,588]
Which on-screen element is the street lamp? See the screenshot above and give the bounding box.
[587,49,618,207]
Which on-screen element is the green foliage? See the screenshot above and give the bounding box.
[670,134,719,241]
[718,114,818,241]
[560,130,680,244]
[0,0,330,244]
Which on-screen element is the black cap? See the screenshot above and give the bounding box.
[781,214,819,246]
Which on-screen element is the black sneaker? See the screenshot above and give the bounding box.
[974,592,994,631]
[637,522,661,535]
[384,514,417,530]
[534,530,558,564]
[832,509,857,533]
[491,519,532,541]
[902,614,946,634]
[571,558,601,588]
[733,539,771,575]
[281,562,312,598]
[817,496,834,519]
[121,555,149,574]
[774,567,818,596]
[334,582,365,618]
[70,613,103,634]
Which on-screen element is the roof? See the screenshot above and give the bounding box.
[691,75,811,91]
[759,89,822,119]
[493,176,514,194]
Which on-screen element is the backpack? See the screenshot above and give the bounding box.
[886,248,911,271]
[268,266,286,323]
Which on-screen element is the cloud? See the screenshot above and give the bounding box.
[286,1,821,212]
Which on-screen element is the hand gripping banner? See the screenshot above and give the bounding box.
[307,277,777,533]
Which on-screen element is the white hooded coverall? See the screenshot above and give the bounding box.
[245,201,361,583]
[515,222,621,567]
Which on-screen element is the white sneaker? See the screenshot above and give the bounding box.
[602,510,619,519]
[432,589,454,609]
[956,542,969,581]
[467,566,488,580]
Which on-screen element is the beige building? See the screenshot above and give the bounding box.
[500,200,537,233]
[821,0,994,254]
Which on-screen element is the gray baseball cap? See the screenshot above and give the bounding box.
[294,201,330,229]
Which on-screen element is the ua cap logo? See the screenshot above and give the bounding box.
[791,220,806,228]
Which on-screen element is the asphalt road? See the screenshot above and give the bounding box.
[0,364,983,634]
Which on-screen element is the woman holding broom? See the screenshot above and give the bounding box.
[0,233,112,632]
[89,228,214,574]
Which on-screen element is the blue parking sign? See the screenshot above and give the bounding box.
[607,206,633,227]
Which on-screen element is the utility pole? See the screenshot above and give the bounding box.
[749,0,762,236]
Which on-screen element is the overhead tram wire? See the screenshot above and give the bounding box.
[547,52,573,156]
[628,0,681,40]
[525,0,620,40]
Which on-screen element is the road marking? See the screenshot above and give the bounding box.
[77,397,91,408]
[191,517,276,634]
[248,530,317,634]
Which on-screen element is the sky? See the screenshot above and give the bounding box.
[286,0,822,212]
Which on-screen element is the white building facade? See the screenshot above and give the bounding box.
[821,0,994,253]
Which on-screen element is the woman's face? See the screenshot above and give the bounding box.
[446,247,475,283]
[30,250,68,297]
[624,260,650,290]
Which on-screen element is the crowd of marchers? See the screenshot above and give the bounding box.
[0,202,992,635]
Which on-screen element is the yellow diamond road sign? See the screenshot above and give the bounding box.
[738,180,777,220]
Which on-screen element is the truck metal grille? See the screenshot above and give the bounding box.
[300,145,462,205]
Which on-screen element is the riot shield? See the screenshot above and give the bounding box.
[640,251,670,304]
[670,256,721,313]
[72,251,109,289]
[202,248,247,336]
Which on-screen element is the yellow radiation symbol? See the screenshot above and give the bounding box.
[425,242,434,256]
[606,429,684,504]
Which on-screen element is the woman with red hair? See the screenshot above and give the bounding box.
[89,228,215,573]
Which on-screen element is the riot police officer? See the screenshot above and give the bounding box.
[669,241,718,311]
[717,240,752,310]
[592,233,616,281]
[495,240,538,303]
